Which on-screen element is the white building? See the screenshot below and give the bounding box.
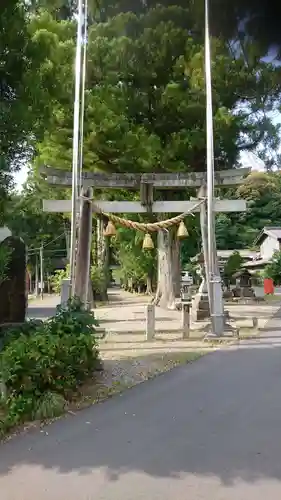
[244,226,281,270]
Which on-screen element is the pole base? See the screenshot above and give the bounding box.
[203,319,238,340]
[61,278,71,305]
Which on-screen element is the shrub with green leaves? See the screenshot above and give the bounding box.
[46,296,99,337]
[50,265,70,294]
[264,250,281,286]
[0,246,12,285]
[50,264,106,300]
[90,265,107,300]
[0,298,101,433]
[0,319,43,351]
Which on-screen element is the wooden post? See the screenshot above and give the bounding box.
[182,303,190,339]
[35,253,39,297]
[146,304,155,340]
[198,186,211,305]
[40,245,44,300]
[74,187,93,308]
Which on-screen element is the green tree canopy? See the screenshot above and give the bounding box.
[223,250,243,280]
[30,5,281,178]
[5,173,70,276]
[0,1,75,222]
[216,171,281,250]
[264,251,281,285]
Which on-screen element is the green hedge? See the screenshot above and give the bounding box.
[0,298,101,434]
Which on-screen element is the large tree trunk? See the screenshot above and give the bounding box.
[172,231,181,298]
[96,215,109,301]
[153,229,177,309]
[146,274,153,295]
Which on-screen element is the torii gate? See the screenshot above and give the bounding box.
[41,166,249,322]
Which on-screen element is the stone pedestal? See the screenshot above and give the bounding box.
[232,286,255,298]
[191,277,210,321]
[0,235,26,324]
[61,278,71,305]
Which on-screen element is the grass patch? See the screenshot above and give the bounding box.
[264,294,281,302]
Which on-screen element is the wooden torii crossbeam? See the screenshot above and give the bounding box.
[41,166,249,214]
[43,199,246,213]
[40,165,249,189]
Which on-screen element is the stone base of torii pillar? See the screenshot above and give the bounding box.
[190,250,210,322]
[191,277,210,322]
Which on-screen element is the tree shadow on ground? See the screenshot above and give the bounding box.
[1,344,281,493]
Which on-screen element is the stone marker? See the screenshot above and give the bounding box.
[0,236,26,324]
[182,303,191,339]
[61,278,71,305]
[146,304,155,341]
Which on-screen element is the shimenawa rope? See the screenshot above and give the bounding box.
[81,196,205,233]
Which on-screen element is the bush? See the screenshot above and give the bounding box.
[264,250,281,286]
[50,265,69,294]
[47,296,99,338]
[0,298,101,433]
[0,319,43,351]
[90,265,107,300]
[50,265,107,300]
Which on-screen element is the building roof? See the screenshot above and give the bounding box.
[217,249,258,260]
[243,258,270,268]
[254,227,281,246]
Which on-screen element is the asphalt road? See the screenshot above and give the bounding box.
[27,295,60,320]
[1,337,281,499]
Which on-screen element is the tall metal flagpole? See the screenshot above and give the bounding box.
[69,0,84,291]
[78,0,88,191]
[204,0,224,335]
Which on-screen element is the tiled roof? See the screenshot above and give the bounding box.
[244,258,270,268]
[217,249,258,259]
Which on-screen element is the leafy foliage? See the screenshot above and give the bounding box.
[0,2,72,211]
[20,5,280,279]
[50,265,70,294]
[264,251,281,285]
[208,0,281,58]
[223,251,243,279]
[0,2,32,175]
[0,319,43,351]
[216,172,281,250]
[90,265,108,299]
[0,298,100,433]
[50,264,107,298]
[113,226,156,291]
[0,247,12,285]
[29,5,281,174]
[46,296,99,337]
[3,1,281,298]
